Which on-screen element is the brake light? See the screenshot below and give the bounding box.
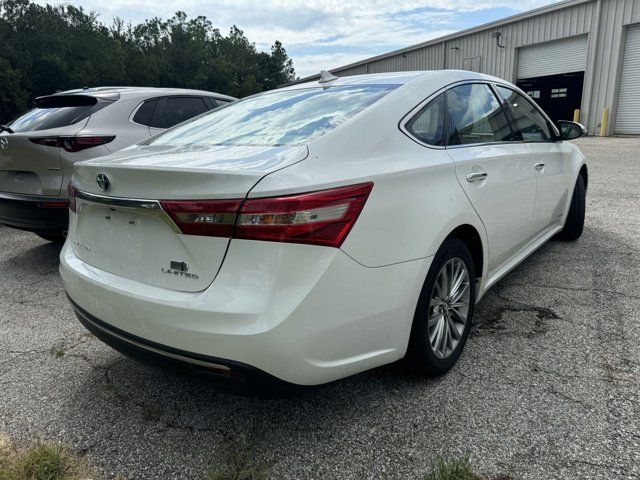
[236,183,373,247]
[29,136,115,152]
[68,183,77,213]
[158,183,373,246]
[160,199,243,237]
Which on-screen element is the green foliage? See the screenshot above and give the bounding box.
[0,433,95,480]
[424,457,482,480]
[0,0,296,123]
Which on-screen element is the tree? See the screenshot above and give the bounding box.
[0,0,296,123]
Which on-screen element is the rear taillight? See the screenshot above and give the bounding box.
[29,136,115,152]
[160,183,373,248]
[236,183,374,247]
[160,199,243,237]
[68,183,77,213]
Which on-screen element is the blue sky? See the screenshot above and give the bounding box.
[35,0,560,77]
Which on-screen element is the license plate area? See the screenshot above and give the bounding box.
[71,192,230,292]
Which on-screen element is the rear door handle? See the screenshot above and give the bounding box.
[534,162,545,170]
[466,172,488,183]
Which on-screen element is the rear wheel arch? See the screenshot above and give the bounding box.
[579,164,588,190]
[445,224,484,280]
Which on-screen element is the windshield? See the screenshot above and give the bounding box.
[147,85,397,147]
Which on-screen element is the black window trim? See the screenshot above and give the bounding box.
[403,92,448,148]
[400,79,525,150]
[492,82,561,143]
[130,95,211,129]
[129,98,159,127]
[444,82,519,149]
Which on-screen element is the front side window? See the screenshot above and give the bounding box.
[147,85,397,147]
[496,86,553,142]
[405,93,446,146]
[445,83,515,146]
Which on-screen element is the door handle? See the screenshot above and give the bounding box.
[466,172,488,183]
[534,162,545,170]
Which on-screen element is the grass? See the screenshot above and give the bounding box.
[0,433,95,480]
[424,457,482,480]
[206,437,269,480]
[49,345,67,359]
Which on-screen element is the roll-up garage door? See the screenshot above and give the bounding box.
[615,25,640,135]
[518,35,588,79]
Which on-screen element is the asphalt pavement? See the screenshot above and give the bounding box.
[0,136,639,479]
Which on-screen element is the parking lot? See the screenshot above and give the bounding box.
[0,136,639,480]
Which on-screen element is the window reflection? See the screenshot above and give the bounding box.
[148,85,397,147]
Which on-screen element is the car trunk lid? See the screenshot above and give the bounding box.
[69,143,308,292]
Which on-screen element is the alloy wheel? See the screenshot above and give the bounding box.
[427,257,471,359]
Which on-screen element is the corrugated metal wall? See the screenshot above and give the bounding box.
[326,0,640,134]
[587,0,640,134]
[615,23,640,133]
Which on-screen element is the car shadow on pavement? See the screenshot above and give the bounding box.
[52,222,639,477]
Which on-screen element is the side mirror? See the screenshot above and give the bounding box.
[558,120,587,141]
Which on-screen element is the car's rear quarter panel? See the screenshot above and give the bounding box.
[250,87,487,270]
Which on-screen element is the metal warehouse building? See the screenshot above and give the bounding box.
[301,0,640,136]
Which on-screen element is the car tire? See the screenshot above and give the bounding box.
[407,237,476,377]
[556,174,586,241]
[35,232,66,243]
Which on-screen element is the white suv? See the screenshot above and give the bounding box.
[0,87,235,242]
[59,71,587,393]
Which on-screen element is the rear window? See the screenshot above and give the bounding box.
[147,85,397,147]
[8,95,111,132]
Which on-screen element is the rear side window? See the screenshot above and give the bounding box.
[152,97,209,129]
[446,83,515,146]
[496,86,553,142]
[405,93,446,146]
[132,99,158,126]
[8,95,110,132]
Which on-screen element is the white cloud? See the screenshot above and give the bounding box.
[33,0,560,76]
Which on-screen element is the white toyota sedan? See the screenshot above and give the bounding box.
[60,70,587,393]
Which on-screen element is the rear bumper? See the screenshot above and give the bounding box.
[70,297,302,396]
[60,239,429,386]
[0,192,68,233]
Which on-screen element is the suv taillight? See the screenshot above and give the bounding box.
[68,183,77,213]
[160,183,373,248]
[30,135,115,152]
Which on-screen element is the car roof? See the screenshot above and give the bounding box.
[283,70,509,91]
[51,86,236,102]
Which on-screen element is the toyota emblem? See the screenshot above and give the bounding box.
[96,173,111,192]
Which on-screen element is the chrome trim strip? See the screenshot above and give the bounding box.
[74,189,181,233]
[75,307,231,372]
